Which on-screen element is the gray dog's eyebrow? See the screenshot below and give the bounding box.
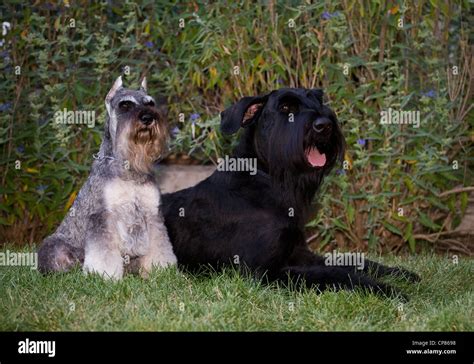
[119,95,138,104]
[142,95,155,103]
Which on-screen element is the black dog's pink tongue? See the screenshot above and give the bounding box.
[306,147,326,167]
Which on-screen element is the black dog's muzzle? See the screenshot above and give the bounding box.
[312,117,332,135]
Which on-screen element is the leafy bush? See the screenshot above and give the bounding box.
[0,1,472,254]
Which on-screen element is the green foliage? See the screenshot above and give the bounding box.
[0,1,472,251]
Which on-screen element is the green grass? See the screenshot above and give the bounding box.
[0,248,472,331]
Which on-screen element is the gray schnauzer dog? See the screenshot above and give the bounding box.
[37,76,177,279]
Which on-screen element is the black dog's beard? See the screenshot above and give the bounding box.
[266,121,340,175]
[303,121,344,171]
[262,120,344,213]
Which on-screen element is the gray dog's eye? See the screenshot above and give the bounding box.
[119,100,135,111]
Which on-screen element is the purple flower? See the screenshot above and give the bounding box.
[357,139,366,146]
[171,126,180,137]
[36,185,47,192]
[421,90,437,98]
[16,145,24,154]
[145,41,154,48]
[336,169,346,175]
[0,102,12,112]
[277,78,284,84]
[322,11,339,20]
[190,113,200,121]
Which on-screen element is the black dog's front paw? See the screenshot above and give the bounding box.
[389,267,421,283]
[365,260,421,283]
[352,273,409,301]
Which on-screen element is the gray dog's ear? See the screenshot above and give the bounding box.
[105,76,123,115]
[220,94,269,135]
[139,77,147,93]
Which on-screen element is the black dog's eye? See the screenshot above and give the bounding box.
[279,102,298,114]
[280,103,290,113]
[144,100,155,107]
[119,101,135,111]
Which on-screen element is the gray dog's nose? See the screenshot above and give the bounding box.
[140,113,154,125]
[313,117,332,134]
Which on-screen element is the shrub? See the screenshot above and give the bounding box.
[0,1,472,254]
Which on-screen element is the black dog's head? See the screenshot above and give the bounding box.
[220,88,345,178]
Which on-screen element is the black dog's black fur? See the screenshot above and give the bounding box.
[163,88,419,298]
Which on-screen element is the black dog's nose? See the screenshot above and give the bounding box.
[140,113,154,125]
[313,117,332,134]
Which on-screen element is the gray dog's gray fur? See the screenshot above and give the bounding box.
[37,76,177,279]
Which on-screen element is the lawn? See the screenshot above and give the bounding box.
[0,247,472,331]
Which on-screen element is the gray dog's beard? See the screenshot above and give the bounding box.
[116,121,168,175]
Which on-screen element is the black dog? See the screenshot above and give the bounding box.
[163,88,419,298]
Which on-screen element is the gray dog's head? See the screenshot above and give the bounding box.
[104,76,168,174]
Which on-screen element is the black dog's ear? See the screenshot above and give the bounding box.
[310,89,324,104]
[220,94,269,135]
